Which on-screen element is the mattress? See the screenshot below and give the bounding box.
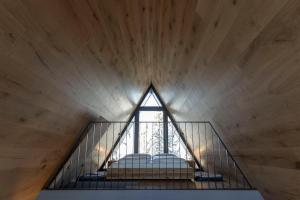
[110,153,190,168]
[106,153,194,180]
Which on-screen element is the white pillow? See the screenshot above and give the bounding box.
[152,157,186,163]
[121,153,151,160]
[152,153,177,160]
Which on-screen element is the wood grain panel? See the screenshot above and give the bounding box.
[156,1,300,200]
[0,0,299,200]
[0,0,146,199]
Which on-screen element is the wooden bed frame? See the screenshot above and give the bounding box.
[106,168,194,180]
[106,160,195,180]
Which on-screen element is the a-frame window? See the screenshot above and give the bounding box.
[109,85,195,165]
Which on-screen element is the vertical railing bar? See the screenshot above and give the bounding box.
[198,123,203,189]
[96,123,102,189]
[185,122,188,189]
[144,122,147,189]
[226,150,231,188]
[53,173,57,189]
[151,122,154,189]
[204,123,210,189]
[163,121,165,189]
[75,145,81,188]
[118,122,121,189]
[131,124,134,187]
[158,122,161,190]
[218,138,224,189]
[179,122,182,188]
[138,122,141,190]
[191,123,195,189]
[243,172,246,189]
[82,130,89,188]
[68,154,73,188]
[111,123,114,189]
[234,162,238,188]
[104,122,108,189]
[145,122,151,189]
[89,124,95,189]
[124,122,127,189]
[211,126,217,189]
[61,164,65,188]
[171,122,175,188]
[165,122,168,189]
[71,154,76,188]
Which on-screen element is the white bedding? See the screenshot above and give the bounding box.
[121,153,152,160]
[109,153,191,169]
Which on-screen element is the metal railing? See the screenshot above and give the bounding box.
[46,121,252,190]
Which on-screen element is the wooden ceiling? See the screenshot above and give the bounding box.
[0,0,299,199]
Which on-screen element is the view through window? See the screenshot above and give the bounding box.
[113,89,192,160]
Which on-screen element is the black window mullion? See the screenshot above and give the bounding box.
[163,110,168,153]
[134,111,139,153]
[139,106,164,111]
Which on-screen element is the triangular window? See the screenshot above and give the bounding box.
[102,85,198,169]
[141,89,162,107]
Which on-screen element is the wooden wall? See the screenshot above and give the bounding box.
[0,0,299,200]
[154,0,300,199]
[0,0,147,199]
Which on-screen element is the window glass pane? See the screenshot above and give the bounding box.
[168,119,192,160]
[139,111,163,155]
[139,111,163,122]
[112,120,134,160]
[141,90,162,107]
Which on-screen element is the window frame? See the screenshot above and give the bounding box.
[134,104,168,153]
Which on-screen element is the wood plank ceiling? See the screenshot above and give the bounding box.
[0,0,299,199]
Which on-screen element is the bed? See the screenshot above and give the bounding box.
[106,153,195,180]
